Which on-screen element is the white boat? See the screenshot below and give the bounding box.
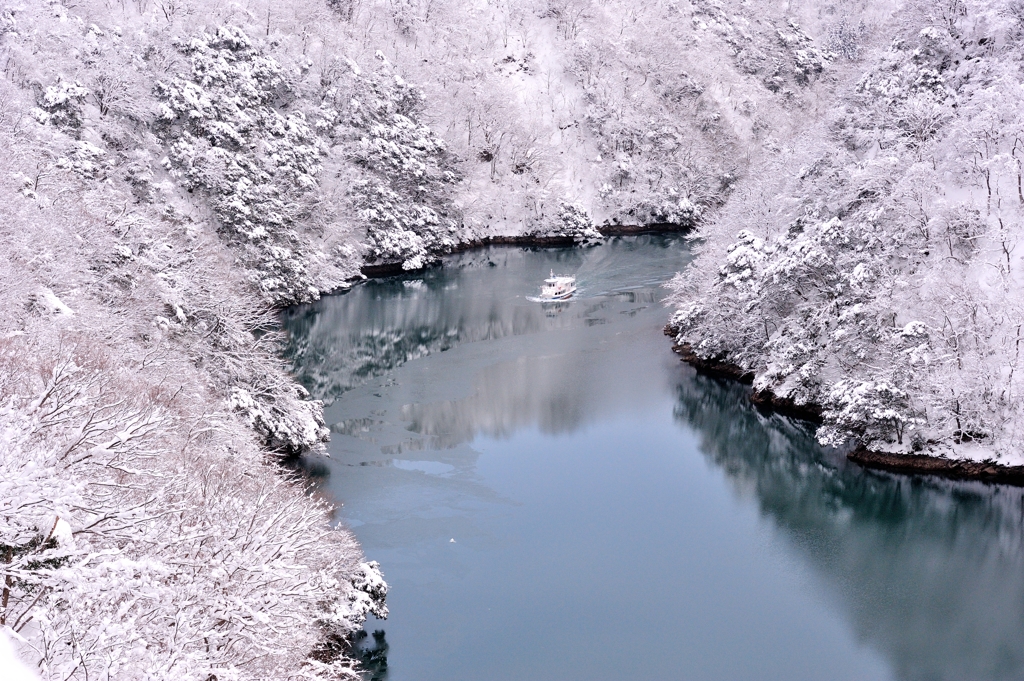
[539,270,577,300]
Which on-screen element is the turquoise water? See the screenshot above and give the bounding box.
[283,236,1024,681]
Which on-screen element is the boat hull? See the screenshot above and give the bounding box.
[539,288,576,301]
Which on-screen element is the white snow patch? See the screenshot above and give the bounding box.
[0,629,38,681]
[34,287,74,316]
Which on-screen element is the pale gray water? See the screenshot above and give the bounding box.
[283,236,1024,681]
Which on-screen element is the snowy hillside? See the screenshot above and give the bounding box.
[667,0,1024,466]
[5,0,1020,677]
[0,2,401,679]
[371,0,858,235]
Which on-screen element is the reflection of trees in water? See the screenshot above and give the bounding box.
[281,236,691,403]
[281,264,553,403]
[401,353,590,448]
[352,629,388,681]
[286,315,466,403]
[674,372,1024,681]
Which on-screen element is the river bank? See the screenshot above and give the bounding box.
[359,224,693,277]
[665,337,1024,486]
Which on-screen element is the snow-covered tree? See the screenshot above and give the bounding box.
[668,0,1024,463]
[155,26,327,303]
[819,379,922,449]
[345,62,463,269]
[543,200,601,241]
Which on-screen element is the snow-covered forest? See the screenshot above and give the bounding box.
[667,0,1024,467]
[4,0,1024,676]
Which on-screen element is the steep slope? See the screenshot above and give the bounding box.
[360,0,859,235]
[0,0,970,677]
[668,0,1024,469]
[0,2,393,679]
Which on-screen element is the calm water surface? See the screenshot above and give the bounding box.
[283,236,1024,681]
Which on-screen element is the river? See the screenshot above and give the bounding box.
[283,235,1024,681]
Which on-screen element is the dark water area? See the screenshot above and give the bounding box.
[283,236,1024,681]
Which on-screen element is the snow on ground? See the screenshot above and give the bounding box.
[4,0,1023,678]
[667,0,1024,464]
[0,630,38,681]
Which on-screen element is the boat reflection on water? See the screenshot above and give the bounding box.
[675,372,1024,681]
[541,299,571,317]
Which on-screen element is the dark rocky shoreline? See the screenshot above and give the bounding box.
[664,331,1024,487]
[847,449,1024,485]
[667,341,756,384]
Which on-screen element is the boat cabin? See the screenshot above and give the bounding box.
[540,270,577,300]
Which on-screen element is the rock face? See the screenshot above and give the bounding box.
[749,388,823,424]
